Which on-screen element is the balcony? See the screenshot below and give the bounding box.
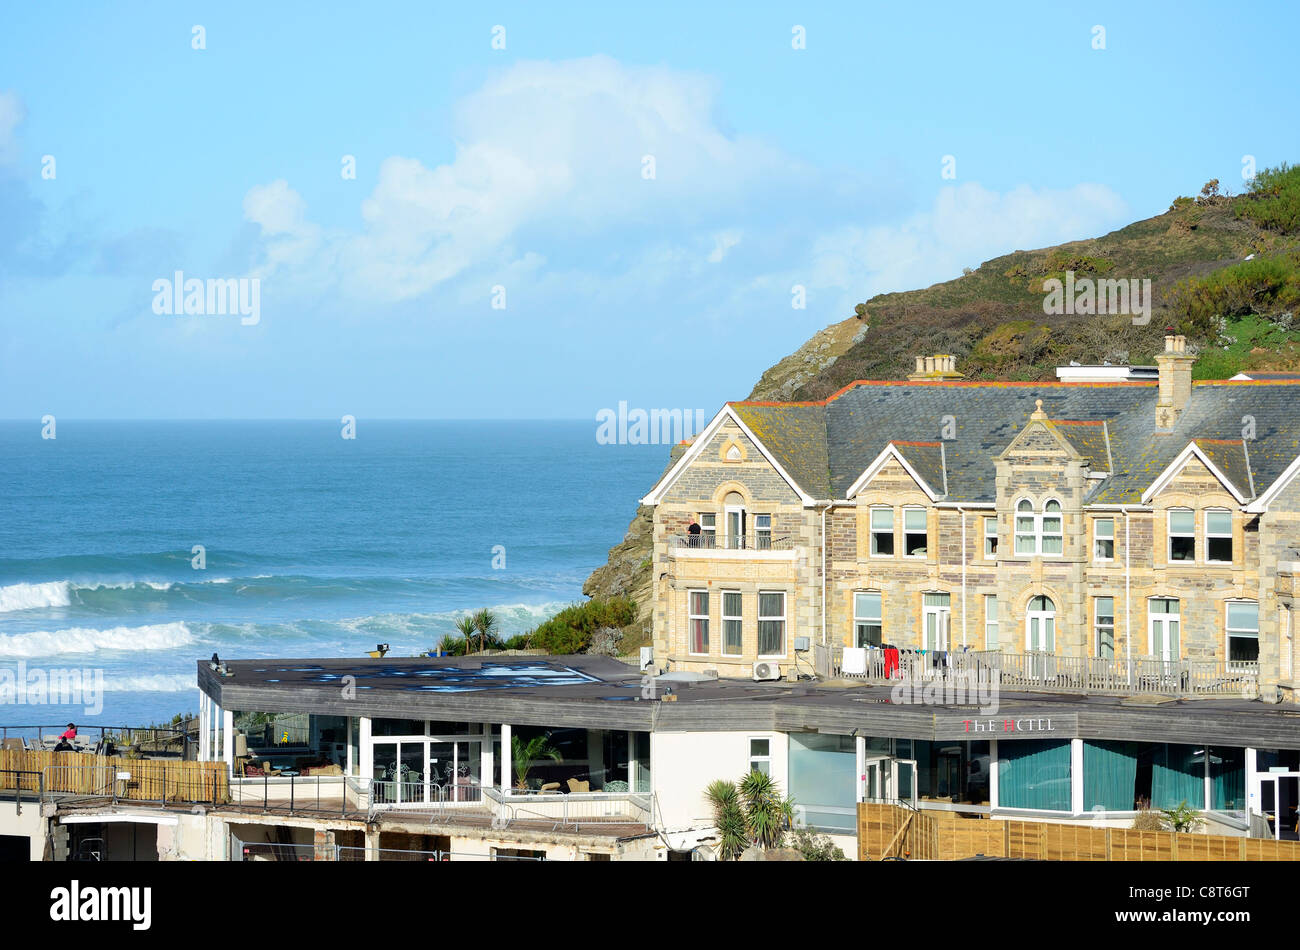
[828,646,1259,699]
[668,533,799,559]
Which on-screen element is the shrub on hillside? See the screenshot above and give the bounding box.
[526,597,637,654]
[1235,163,1300,234]
[1165,253,1300,336]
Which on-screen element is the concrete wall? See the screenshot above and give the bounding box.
[652,729,788,833]
[0,801,46,860]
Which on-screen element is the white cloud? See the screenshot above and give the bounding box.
[0,90,25,164]
[243,56,802,301]
[807,182,1128,302]
[706,229,742,263]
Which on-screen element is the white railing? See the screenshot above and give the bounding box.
[669,533,797,553]
[831,646,1259,698]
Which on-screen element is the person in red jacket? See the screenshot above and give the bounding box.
[54,723,77,752]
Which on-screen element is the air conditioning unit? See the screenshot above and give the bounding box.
[753,661,781,682]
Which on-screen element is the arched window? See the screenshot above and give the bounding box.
[1014,500,1036,555]
[1026,595,1056,652]
[1013,498,1064,556]
[723,491,746,550]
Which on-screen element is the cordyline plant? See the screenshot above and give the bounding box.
[705,770,797,860]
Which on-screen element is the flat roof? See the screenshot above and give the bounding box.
[198,655,1300,750]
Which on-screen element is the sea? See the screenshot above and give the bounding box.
[0,420,666,727]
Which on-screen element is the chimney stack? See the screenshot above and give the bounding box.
[908,354,963,382]
[1155,332,1194,429]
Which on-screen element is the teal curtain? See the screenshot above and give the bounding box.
[1151,743,1203,809]
[998,739,1071,811]
[1210,746,1245,810]
[1083,740,1139,811]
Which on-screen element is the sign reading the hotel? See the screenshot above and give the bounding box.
[934,713,1077,740]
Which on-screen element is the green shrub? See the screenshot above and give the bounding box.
[788,828,847,861]
[525,596,637,654]
[1165,253,1300,336]
[1235,163,1300,234]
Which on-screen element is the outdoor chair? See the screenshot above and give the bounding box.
[261,761,282,777]
[539,782,561,793]
[1,738,25,752]
[566,778,590,794]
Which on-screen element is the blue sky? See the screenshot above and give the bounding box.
[1,1,1297,419]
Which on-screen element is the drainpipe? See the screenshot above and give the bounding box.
[1122,506,1132,661]
[958,505,968,647]
[821,503,829,647]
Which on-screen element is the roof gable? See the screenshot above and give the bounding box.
[846,441,946,500]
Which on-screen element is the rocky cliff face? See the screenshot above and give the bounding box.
[582,503,654,628]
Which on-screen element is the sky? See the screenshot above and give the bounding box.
[1,1,1297,419]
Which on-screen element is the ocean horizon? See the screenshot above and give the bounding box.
[0,420,667,726]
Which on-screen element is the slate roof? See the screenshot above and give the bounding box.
[725,380,1300,505]
[890,441,947,497]
[1191,438,1253,499]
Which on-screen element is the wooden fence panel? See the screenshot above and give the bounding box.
[0,749,227,803]
[1005,821,1046,860]
[1042,822,1108,861]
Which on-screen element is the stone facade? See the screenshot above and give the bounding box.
[647,406,1299,701]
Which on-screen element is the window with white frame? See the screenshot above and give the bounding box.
[870,507,894,556]
[754,513,773,550]
[984,516,998,557]
[1014,498,1063,556]
[757,591,786,656]
[854,591,882,647]
[699,512,716,547]
[749,737,771,776]
[984,595,998,649]
[903,507,927,557]
[1205,509,1233,564]
[1041,500,1063,554]
[1226,601,1259,667]
[1014,499,1036,555]
[1094,596,1115,659]
[688,590,709,654]
[1094,517,1115,561]
[1168,508,1195,561]
[722,591,743,656]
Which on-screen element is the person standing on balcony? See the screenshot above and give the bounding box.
[687,519,701,547]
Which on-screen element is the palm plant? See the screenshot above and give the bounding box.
[738,769,796,849]
[704,770,797,859]
[511,732,562,790]
[436,633,465,657]
[453,614,478,654]
[705,779,748,860]
[472,607,499,653]
[1160,800,1206,834]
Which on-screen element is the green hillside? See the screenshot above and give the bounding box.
[753,164,1300,401]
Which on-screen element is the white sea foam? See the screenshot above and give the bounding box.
[0,622,195,658]
[100,673,196,693]
[0,580,73,612]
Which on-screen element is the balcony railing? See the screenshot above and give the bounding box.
[831,646,1259,698]
[669,533,796,553]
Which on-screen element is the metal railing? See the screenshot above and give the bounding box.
[0,769,43,814]
[226,772,369,816]
[482,786,654,831]
[38,763,228,807]
[669,533,797,552]
[1,721,195,755]
[831,645,1259,697]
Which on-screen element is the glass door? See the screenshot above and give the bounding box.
[891,759,918,808]
[923,594,950,653]
[399,743,425,804]
[1149,599,1180,663]
[862,756,887,802]
[725,506,746,550]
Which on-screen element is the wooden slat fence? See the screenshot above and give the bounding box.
[858,802,1300,862]
[0,749,228,804]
